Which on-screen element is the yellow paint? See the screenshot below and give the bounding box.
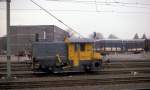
[79,44,92,60]
[68,44,79,66]
[93,52,102,60]
[67,43,102,67]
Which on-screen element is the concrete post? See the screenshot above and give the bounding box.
[6,0,11,79]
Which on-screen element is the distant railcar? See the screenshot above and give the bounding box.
[95,39,145,52]
[145,39,150,52]
[124,39,145,52]
[32,38,102,73]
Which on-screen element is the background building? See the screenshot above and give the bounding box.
[9,25,69,55]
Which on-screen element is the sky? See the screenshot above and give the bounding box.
[0,0,150,39]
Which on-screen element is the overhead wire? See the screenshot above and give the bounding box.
[108,0,150,9]
[1,2,150,10]
[1,0,150,14]
[94,0,98,12]
[34,0,150,11]
[30,0,83,38]
[2,0,150,9]
[0,8,97,12]
[1,8,150,14]
[46,0,150,6]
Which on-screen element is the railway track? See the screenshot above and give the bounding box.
[0,76,150,89]
[1,60,150,71]
[1,62,150,70]
[0,61,150,76]
[0,67,150,78]
[0,58,150,89]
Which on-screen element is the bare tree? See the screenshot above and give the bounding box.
[141,33,147,39]
[89,32,104,39]
[108,34,118,39]
[133,33,139,39]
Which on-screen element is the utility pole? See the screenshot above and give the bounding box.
[6,0,11,79]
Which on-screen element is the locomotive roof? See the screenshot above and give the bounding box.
[67,37,94,43]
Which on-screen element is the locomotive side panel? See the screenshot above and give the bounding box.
[32,42,68,67]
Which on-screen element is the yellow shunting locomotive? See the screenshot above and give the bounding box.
[32,37,102,73]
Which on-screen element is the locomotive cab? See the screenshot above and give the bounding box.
[65,38,102,72]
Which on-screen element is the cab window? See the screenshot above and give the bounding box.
[74,43,85,52]
[74,44,78,51]
[80,43,85,51]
